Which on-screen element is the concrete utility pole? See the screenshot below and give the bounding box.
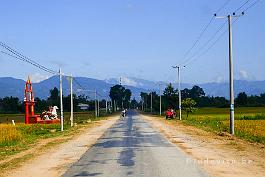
[105,100,108,113]
[172,66,185,120]
[97,97,100,117]
[150,92,153,113]
[59,69,64,131]
[158,83,162,116]
[141,99,144,111]
[228,14,234,135]
[95,90,97,118]
[70,75,73,127]
[215,12,244,135]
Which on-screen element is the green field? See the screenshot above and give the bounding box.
[180,107,265,144]
[0,110,111,124]
[0,111,113,161]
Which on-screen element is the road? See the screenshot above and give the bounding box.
[63,110,209,177]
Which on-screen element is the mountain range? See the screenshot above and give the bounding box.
[0,76,265,100]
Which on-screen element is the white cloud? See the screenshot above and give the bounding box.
[215,76,224,83]
[238,69,254,80]
[121,77,138,87]
[29,73,49,83]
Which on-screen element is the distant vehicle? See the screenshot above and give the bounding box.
[121,109,126,117]
[165,109,174,119]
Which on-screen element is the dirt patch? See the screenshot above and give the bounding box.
[3,116,119,177]
[142,115,265,177]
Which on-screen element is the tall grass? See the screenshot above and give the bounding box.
[0,124,22,146]
[180,107,265,143]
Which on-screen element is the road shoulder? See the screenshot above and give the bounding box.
[142,114,265,177]
[3,116,119,177]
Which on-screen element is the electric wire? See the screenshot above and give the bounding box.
[1,50,57,74]
[182,20,227,66]
[180,0,231,65]
[184,18,240,66]
[181,0,262,66]
[234,0,250,13]
[242,0,262,12]
[0,42,58,74]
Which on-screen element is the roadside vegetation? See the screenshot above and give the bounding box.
[0,111,111,161]
[139,84,265,144]
[181,107,265,144]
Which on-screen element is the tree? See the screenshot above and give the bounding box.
[130,98,138,109]
[47,87,60,106]
[189,85,205,100]
[109,85,131,109]
[140,92,149,110]
[260,93,265,105]
[124,89,132,108]
[235,92,248,106]
[0,96,21,113]
[163,83,175,97]
[35,97,48,113]
[163,83,177,109]
[181,98,197,117]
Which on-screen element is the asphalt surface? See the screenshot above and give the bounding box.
[62,110,210,177]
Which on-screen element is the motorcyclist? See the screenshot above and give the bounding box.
[121,109,126,117]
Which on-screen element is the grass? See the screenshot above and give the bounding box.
[0,111,113,161]
[148,107,265,144]
[180,107,265,144]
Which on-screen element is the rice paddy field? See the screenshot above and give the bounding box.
[181,107,265,144]
[0,111,112,160]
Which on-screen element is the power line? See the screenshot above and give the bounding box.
[182,20,227,66]
[181,17,214,62]
[181,0,262,66]
[184,18,240,66]
[216,0,232,14]
[0,42,58,74]
[234,0,250,13]
[72,77,86,91]
[180,0,231,65]
[242,0,262,12]
[1,50,57,74]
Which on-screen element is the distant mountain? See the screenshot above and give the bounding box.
[106,77,265,98]
[106,77,192,91]
[199,80,265,98]
[0,76,264,100]
[0,76,149,100]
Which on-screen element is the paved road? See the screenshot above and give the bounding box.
[63,110,209,177]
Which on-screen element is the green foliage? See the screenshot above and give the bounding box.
[235,92,248,106]
[109,85,132,109]
[181,98,197,117]
[181,107,265,144]
[0,97,22,113]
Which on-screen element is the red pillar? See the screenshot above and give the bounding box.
[25,102,29,124]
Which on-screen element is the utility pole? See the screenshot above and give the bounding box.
[141,99,144,111]
[150,91,153,113]
[70,75,73,127]
[97,97,100,117]
[172,66,185,120]
[106,99,108,113]
[158,83,162,116]
[228,14,234,135]
[215,12,244,135]
[59,69,64,131]
[114,100,116,111]
[95,90,97,118]
[178,67,181,121]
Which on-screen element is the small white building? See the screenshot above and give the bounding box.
[78,103,90,110]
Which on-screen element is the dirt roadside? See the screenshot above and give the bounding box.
[2,115,119,177]
[142,115,265,177]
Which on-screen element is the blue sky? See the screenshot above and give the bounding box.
[0,0,264,84]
